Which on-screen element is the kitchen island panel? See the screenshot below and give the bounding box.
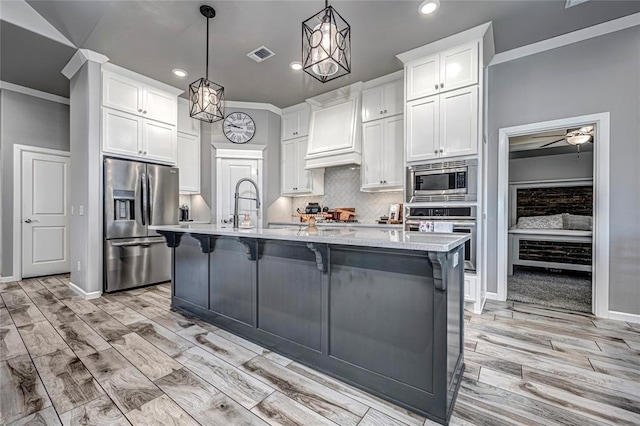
[174,235,208,310]
[329,246,435,393]
[210,238,256,326]
[257,241,324,352]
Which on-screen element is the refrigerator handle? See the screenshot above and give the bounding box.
[141,172,147,226]
[148,173,153,225]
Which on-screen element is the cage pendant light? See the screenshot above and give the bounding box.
[190,5,224,123]
[302,0,351,83]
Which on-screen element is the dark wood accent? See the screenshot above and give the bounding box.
[519,240,592,265]
[517,186,593,219]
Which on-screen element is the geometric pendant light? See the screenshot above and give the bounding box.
[302,0,351,83]
[189,5,225,123]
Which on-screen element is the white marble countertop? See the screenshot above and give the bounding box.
[268,221,404,229]
[150,224,469,252]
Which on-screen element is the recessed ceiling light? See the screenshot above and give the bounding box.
[289,61,303,71]
[172,68,188,77]
[419,0,440,15]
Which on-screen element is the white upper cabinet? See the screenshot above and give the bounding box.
[406,41,478,101]
[103,70,177,126]
[101,65,181,164]
[307,97,358,155]
[281,103,310,140]
[177,132,201,193]
[361,116,403,191]
[406,86,477,162]
[362,78,403,122]
[177,98,200,136]
[281,137,324,196]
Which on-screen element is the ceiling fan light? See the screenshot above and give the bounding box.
[566,134,591,145]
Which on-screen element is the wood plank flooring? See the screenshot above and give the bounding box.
[1,275,638,425]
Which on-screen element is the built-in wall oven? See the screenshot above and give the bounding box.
[405,206,476,272]
[406,159,477,203]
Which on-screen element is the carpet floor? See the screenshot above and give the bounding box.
[507,266,592,313]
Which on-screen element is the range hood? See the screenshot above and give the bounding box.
[305,82,363,169]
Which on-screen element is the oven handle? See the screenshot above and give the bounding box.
[405,220,476,228]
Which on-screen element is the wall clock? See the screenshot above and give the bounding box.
[223,112,256,144]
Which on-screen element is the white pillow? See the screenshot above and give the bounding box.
[516,214,563,229]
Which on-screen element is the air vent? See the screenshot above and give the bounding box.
[247,46,275,63]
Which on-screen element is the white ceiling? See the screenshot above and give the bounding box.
[2,1,640,107]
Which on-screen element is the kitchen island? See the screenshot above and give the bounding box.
[151,224,468,425]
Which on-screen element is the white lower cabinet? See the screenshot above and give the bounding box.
[102,107,177,164]
[177,132,200,193]
[361,115,403,191]
[464,273,477,302]
[281,137,324,196]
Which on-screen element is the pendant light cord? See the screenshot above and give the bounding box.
[205,15,209,80]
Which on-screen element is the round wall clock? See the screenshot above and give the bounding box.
[223,112,256,144]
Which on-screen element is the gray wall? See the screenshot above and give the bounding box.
[205,107,281,226]
[486,26,640,314]
[509,151,593,183]
[0,90,70,278]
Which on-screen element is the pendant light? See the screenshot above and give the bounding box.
[302,0,351,83]
[189,5,224,123]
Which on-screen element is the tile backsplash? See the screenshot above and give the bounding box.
[291,166,403,223]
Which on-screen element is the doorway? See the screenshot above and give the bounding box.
[496,113,610,318]
[13,145,71,279]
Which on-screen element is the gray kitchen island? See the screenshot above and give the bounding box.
[151,224,469,425]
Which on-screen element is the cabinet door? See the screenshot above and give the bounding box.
[177,99,200,136]
[177,132,200,193]
[406,96,439,162]
[102,72,142,115]
[440,41,478,93]
[439,86,478,158]
[143,87,176,125]
[297,107,310,137]
[281,140,297,194]
[308,98,356,155]
[384,79,404,117]
[406,54,440,101]
[102,108,142,157]
[361,121,384,189]
[361,86,384,123]
[281,112,299,140]
[295,138,313,192]
[384,115,404,188]
[142,119,176,164]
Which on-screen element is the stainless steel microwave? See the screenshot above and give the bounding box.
[406,159,477,203]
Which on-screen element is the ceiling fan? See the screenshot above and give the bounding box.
[532,125,595,148]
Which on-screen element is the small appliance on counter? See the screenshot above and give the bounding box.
[305,202,322,214]
[179,204,190,221]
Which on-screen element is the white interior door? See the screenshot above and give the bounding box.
[21,151,70,277]
[217,158,261,228]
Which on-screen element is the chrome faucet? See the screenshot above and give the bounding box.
[233,178,261,229]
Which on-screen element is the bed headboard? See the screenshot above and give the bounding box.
[509,180,593,226]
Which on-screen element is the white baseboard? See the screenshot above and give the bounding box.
[486,292,499,300]
[68,281,102,300]
[608,310,640,325]
[0,276,19,283]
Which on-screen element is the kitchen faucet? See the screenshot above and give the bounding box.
[233,178,261,229]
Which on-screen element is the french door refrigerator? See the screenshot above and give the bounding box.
[104,158,178,292]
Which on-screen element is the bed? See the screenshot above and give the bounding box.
[507,180,593,275]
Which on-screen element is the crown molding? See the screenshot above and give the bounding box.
[490,12,640,66]
[0,0,75,48]
[226,101,282,116]
[0,81,70,105]
[62,49,109,80]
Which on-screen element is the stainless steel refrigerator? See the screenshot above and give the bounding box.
[104,158,178,292]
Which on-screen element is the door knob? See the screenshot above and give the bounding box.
[24,219,32,223]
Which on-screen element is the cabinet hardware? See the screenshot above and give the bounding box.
[434,150,439,154]
[434,84,438,90]
[139,150,143,154]
[440,83,444,89]
[143,151,147,155]
[138,109,143,113]
[143,110,147,114]
[439,148,444,153]
[384,109,387,113]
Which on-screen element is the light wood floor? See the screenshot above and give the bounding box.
[1,275,639,425]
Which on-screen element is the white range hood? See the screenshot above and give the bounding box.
[305,82,363,169]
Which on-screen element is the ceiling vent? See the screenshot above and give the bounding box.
[247,46,275,63]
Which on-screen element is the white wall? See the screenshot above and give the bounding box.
[487,26,640,315]
[0,89,70,279]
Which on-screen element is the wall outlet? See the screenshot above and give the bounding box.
[79,205,84,216]
[77,261,81,271]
